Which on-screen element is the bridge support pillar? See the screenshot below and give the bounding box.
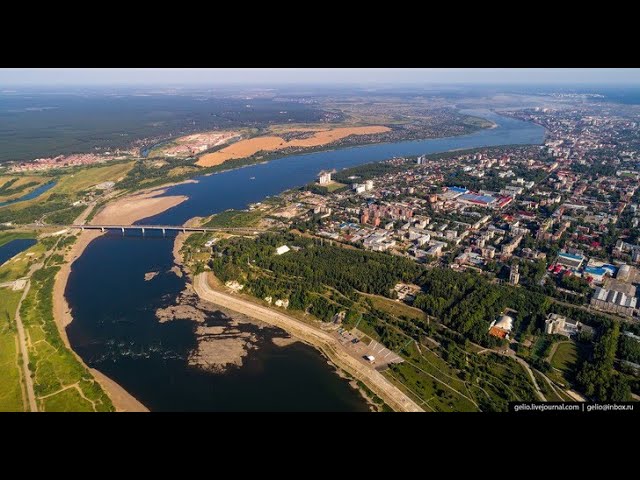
[81,227,85,231]
[121,227,125,234]
[162,228,166,236]
[141,227,145,236]
[182,228,186,233]
[101,227,105,233]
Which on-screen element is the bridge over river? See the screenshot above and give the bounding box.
[72,224,266,235]
[18,223,265,235]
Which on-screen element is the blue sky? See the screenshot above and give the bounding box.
[1,68,638,86]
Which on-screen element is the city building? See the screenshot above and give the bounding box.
[544,313,590,337]
[509,264,520,285]
[591,282,637,316]
[556,251,585,270]
[489,314,514,339]
[275,245,291,255]
[318,171,332,185]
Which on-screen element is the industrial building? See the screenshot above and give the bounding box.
[590,281,637,316]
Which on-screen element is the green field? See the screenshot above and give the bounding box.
[386,342,479,412]
[325,182,347,192]
[532,369,566,402]
[0,162,134,225]
[52,162,134,196]
[366,294,428,322]
[550,342,579,373]
[203,209,264,228]
[20,252,114,412]
[0,288,26,411]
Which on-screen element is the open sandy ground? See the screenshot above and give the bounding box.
[150,131,240,158]
[91,188,188,225]
[196,126,390,167]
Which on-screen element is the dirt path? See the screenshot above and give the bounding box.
[193,272,423,412]
[14,274,37,412]
[510,355,547,402]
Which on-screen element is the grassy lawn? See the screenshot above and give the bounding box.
[532,336,553,359]
[168,166,198,177]
[41,387,94,412]
[366,294,428,322]
[50,161,134,196]
[382,341,480,412]
[550,342,578,372]
[21,258,113,412]
[0,288,26,411]
[203,209,264,228]
[325,181,347,192]
[532,370,565,402]
[468,353,538,409]
[0,230,37,247]
[387,360,478,412]
[548,341,589,387]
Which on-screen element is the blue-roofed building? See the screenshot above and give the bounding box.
[448,186,468,194]
[584,266,608,282]
[557,251,585,269]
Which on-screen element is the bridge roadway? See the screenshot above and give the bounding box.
[72,224,263,235]
[17,223,264,235]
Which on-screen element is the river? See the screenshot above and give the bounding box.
[65,110,545,411]
[0,181,56,208]
[0,238,36,266]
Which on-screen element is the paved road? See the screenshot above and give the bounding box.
[194,273,423,412]
[14,275,37,412]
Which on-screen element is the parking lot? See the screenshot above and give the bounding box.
[332,327,403,370]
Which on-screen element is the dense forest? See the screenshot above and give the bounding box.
[618,334,640,364]
[576,322,631,401]
[210,232,421,301]
[413,268,551,347]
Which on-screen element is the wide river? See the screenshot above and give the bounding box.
[65,110,545,411]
